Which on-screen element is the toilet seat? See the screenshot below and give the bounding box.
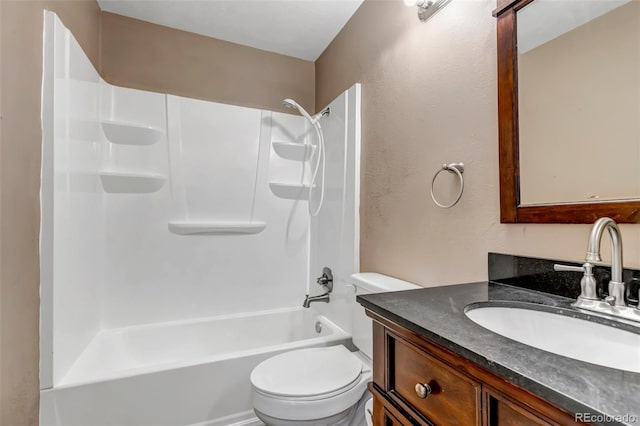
[251,346,363,399]
[250,346,372,422]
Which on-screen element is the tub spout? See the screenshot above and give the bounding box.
[303,293,330,308]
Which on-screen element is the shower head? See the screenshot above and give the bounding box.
[282,98,298,109]
[281,98,315,124]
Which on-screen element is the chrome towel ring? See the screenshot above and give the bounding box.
[430,162,465,209]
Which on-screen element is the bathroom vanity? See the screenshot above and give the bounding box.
[357,254,640,426]
[366,311,577,425]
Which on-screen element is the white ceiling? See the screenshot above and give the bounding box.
[98,0,364,61]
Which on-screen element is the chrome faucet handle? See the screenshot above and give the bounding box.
[553,264,584,273]
[554,262,598,301]
[316,267,333,293]
[317,275,331,285]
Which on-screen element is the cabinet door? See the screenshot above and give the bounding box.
[485,391,554,426]
[382,407,414,426]
[372,391,419,426]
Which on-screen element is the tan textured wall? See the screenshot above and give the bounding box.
[316,0,640,287]
[101,12,315,114]
[0,1,101,425]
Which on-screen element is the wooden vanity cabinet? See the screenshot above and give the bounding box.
[366,310,586,426]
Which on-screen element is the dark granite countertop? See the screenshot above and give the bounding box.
[357,279,640,426]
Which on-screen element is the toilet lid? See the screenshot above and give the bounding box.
[250,346,363,398]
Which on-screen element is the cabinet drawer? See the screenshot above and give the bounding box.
[486,391,554,425]
[389,336,481,425]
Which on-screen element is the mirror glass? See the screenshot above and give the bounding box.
[516,0,640,206]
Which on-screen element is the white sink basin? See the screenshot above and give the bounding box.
[465,304,640,373]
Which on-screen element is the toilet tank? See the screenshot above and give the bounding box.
[351,273,420,359]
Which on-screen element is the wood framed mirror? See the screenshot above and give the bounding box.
[494,0,640,224]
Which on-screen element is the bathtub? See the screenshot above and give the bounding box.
[40,307,350,426]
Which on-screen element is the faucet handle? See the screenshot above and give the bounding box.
[555,263,599,301]
[553,264,585,272]
[316,267,334,293]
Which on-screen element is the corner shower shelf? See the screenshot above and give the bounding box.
[269,182,313,200]
[168,221,266,235]
[101,120,163,146]
[99,171,166,193]
[272,142,315,161]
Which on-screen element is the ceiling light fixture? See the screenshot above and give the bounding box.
[403,0,453,22]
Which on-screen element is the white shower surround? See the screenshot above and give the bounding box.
[100,90,312,330]
[40,12,361,426]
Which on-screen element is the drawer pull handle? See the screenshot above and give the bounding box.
[415,382,432,399]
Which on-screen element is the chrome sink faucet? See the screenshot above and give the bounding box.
[585,217,625,307]
[554,217,640,323]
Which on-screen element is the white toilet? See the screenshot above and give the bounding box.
[250,273,419,426]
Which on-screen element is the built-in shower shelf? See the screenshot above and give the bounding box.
[272,142,315,161]
[99,171,166,193]
[269,182,313,200]
[168,221,266,235]
[101,120,164,145]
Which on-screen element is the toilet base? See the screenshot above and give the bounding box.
[255,405,354,426]
[254,391,370,426]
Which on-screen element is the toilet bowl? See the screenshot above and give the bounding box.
[250,273,419,425]
[251,346,371,425]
